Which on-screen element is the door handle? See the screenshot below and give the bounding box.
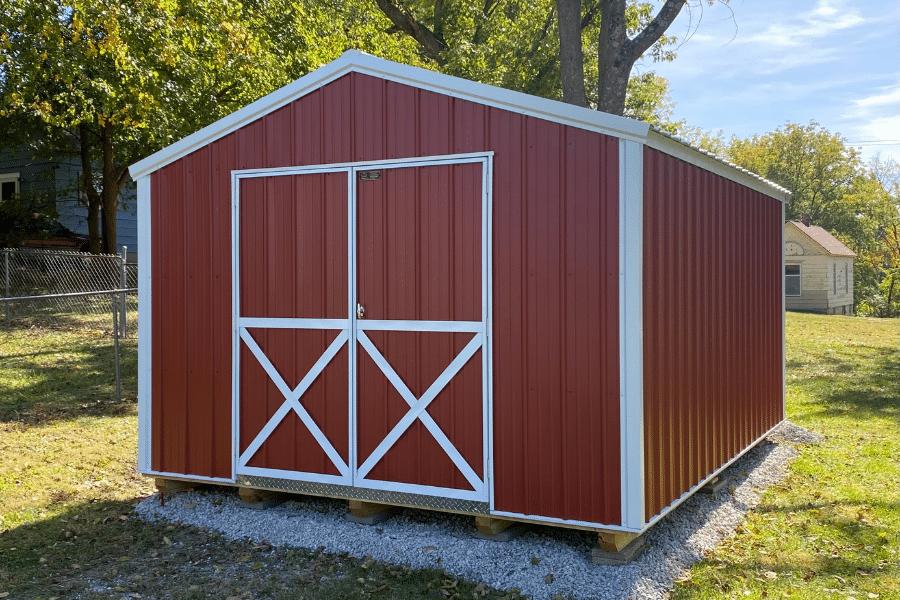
[356,303,365,319]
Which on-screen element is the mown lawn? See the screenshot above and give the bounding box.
[0,312,897,599]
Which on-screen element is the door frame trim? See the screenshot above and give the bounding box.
[231,152,494,502]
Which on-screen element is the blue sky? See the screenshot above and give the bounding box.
[640,0,899,163]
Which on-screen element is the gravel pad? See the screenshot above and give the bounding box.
[136,432,802,599]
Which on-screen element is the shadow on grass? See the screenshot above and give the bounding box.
[0,497,514,600]
[788,344,899,419]
[0,329,137,425]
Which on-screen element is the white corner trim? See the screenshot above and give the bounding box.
[129,51,650,180]
[781,203,787,421]
[619,139,645,530]
[644,130,791,202]
[136,175,152,473]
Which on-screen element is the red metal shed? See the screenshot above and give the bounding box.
[129,51,788,543]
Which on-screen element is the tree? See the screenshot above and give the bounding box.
[0,0,421,254]
[369,0,682,120]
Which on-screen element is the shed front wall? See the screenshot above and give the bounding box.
[642,148,784,522]
[149,72,622,526]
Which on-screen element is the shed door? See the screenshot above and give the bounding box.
[236,171,352,486]
[233,156,490,502]
[354,161,489,501]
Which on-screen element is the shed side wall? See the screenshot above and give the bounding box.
[148,73,622,525]
[642,147,784,521]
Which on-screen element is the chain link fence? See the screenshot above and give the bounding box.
[1,247,137,334]
[0,247,138,403]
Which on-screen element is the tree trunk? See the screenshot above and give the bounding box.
[99,122,122,255]
[596,0,686,115]
[557,0,588,107]
[78,124,103,255]
[596,0,628,114]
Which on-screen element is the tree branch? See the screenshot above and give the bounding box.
[626,0,686,60]
[373,0,447,65]
[528,6,556,57]
[581,1,602,29]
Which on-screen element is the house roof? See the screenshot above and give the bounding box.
[788,221,857,257]
[129,50,790,201]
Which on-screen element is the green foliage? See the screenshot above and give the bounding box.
[725,122,900,317]
[624,71,679,131]
[0,0,421,252]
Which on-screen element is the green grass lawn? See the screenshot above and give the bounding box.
[0,312,897,599]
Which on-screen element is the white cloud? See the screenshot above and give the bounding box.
[854,85,900,109]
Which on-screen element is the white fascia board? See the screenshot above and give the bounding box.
[645,129,792,203]
[129,50,651,180]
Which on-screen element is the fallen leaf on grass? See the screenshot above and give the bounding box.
[764,571,777,580]
[163,536,172,545]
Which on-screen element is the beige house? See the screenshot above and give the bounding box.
[785,220,856,314]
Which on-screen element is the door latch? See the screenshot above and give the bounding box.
[356,303,365,319]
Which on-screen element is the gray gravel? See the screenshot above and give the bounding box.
[135,423,813,599]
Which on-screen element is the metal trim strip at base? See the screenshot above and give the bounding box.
[237,475,490,516]
[237,475,491,515]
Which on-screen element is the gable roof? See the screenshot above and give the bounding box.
[788,221,857,257]
[129,50,789,201]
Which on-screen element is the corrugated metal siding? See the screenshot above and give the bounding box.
[150,72,622,525]
[490,119,621,525]
[151,145,233,478]
[642,147,784,521]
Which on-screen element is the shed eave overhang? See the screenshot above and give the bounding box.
[129,50,651,180]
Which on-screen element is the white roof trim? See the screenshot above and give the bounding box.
[129,50,649,180]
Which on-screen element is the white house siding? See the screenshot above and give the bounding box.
[784,222,854,315]
[826,257,853,314]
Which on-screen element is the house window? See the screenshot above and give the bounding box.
[785,264,801,296]
[0,173,19,202]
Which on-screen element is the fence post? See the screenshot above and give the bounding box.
[112,294,122,402]
[120,245,127,338]
[4,250,9,324]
